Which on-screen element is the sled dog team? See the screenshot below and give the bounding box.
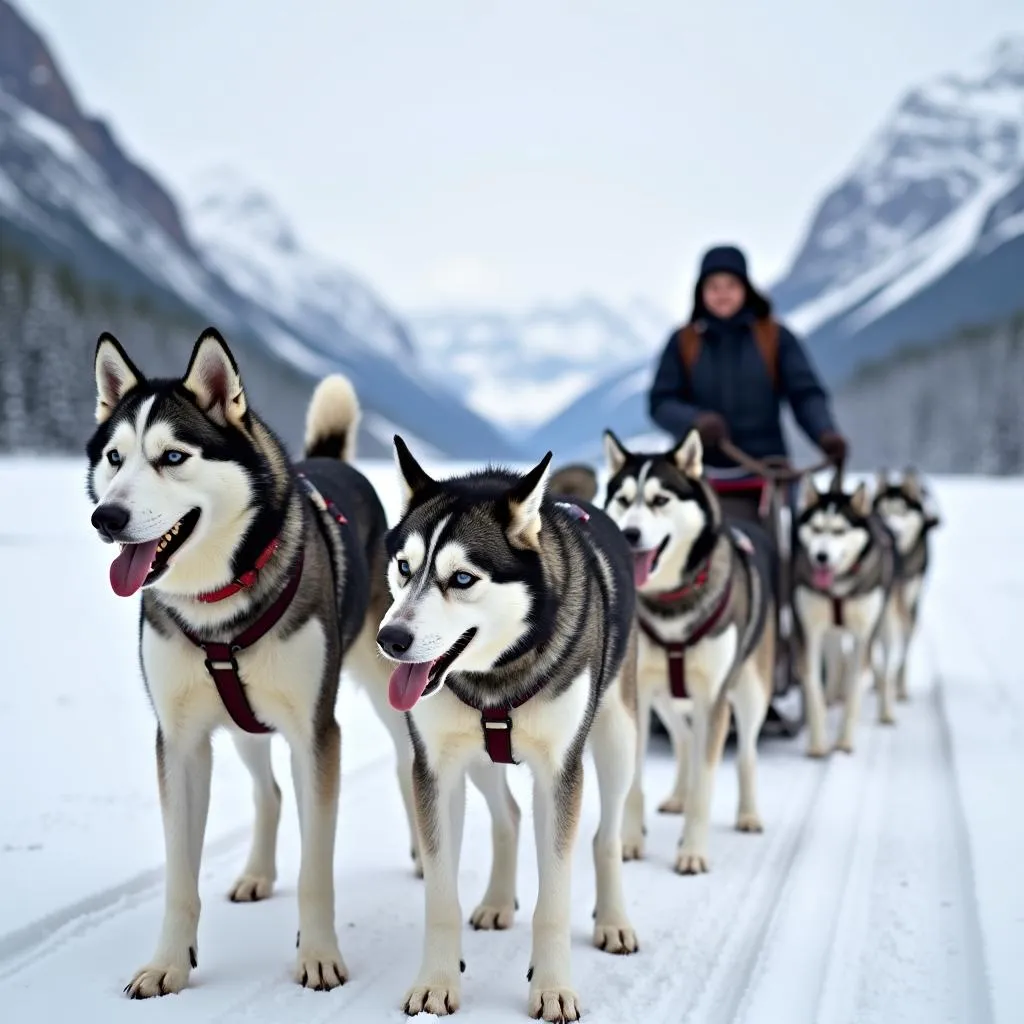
[85,330,939,1020]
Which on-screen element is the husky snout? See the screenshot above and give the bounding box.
[622,526,641,547]
[377,624,414,659]
[91,502,130,542]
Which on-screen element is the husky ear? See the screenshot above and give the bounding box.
[850,481,871,517]
[393,434,434,505]
[94,334,144,423]
[901,466,922,502]
[603,429,629,475]
[798,475,821,511]
[182,328,247,428]
[671,429,703,478]
[505,451,553,551]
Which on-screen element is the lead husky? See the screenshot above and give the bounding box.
[86,329,408,997]
[872,468,940,702]
[376,438,640,1022]
[793,476,898,755]
[603,429,776,875]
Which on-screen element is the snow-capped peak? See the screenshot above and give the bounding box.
[777,34,1024,325]
[185,168,416,362]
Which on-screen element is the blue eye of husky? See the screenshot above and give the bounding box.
[397,559,411,578]
[651,495,670,508]
[449,571,477,590]
[106,449,121,467]
[160,450,189,467]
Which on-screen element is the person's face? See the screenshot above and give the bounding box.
[702,273,746,319]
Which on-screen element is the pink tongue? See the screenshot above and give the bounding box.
[109,540,161,598]
[812,566,835,590]
[388,661,434,712]
[633,550,658,588]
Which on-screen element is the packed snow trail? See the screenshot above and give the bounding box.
[0,463,1017,1022]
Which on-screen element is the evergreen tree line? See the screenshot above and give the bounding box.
[0,242,318,455]
[833,311,1024,474]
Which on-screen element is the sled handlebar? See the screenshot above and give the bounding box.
[717,440,840,484]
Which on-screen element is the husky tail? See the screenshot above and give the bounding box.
[549,462,599,503]
[304,374,361,461]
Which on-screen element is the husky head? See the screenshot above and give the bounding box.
[872,468,938,553]
[86,329,287,600]
[376,437,553,712]
[602,429,717,592]
[796,476,872,591]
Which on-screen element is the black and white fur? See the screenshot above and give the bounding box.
[604,429,776,874]
[86,329,404,997]
[793,476,899,755]
[375,438,640,1022]
[872,468,940,702]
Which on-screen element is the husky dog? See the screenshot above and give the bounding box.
[603,429,776,875]
[86,329,410,997]
[376,438,639,1022]
[872,468,940,702]
[793,476,898,755]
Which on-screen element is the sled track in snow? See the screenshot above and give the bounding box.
[0,671,995,1023]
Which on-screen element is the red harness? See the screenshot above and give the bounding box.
[177,478,349,734]
[637,562,734,699]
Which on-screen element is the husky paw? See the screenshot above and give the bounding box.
[621,834,645,861]
[833,738,855,754]
[675,850,709,875]
[403,979,461,1016]
[805,744,830,759]
[295,945,348,991]
[658,794,686,815]
[878,713,897,726]
[529,985,581,1022]
[228,873,273,902]
[124,953,194,999]
[735,812,764,833]
[469,901,515,931]
[593,921,639,955]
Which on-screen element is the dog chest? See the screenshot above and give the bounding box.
[142,617,327,740]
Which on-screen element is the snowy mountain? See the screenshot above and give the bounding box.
[0,0,521,461]
[540,34,1024,459]
[410,298,673,432]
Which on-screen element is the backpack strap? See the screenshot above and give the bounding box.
[752,317,780,391]
[675,318,780,393]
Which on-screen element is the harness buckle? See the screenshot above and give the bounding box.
[205,655,240,675]
[483,714,513,730]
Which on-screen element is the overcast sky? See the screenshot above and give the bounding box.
[17,0,1024,318]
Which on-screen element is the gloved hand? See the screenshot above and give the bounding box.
[818,430,848,464]
[694,411,729,447]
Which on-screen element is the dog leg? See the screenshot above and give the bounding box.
[528,760,583,1022]
[731,665,768,833]
[651,689,690,814]
[802,627,829,757]
[468,762,520,932]
[876,605,901,726]
[402,757,465,1016]
[290,719,347,990]
[622,687,651,859]
[349,626,423,877]
[836,638,869,752]
[589,690,640,955]
[676,695,729,874]
[228,733,281,902]
[126,728,211,998]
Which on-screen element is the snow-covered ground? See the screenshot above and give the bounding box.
[0,460,1020,1023]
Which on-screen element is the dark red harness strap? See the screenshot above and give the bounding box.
[831,597,844,627]
[197,537,282,603]
[480,707,516,763]
[179,549,305,734]
[638,579,734,698]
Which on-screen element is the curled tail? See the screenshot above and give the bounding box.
[548,462,599,503]
[304,374,361,461]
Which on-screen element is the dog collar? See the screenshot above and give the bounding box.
[197,537,282,603]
